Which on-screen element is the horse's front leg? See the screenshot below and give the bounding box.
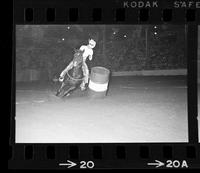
[62,86,76,98]
[56,82,66,96]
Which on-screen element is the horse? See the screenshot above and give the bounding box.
[56,49,85,98]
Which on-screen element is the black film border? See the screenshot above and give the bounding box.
[9,0,200,169]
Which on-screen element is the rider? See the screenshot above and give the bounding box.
[59,39,96,90]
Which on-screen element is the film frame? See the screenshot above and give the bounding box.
[8,0,200,169]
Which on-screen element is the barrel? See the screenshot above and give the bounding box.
[88,66,110,98]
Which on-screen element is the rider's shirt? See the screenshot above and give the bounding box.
[80,45,93,62]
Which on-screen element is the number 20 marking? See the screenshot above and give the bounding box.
[80,161,95,169]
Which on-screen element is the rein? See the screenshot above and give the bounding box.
[66,67,85,81]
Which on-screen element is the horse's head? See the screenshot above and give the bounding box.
[72,49,84,67]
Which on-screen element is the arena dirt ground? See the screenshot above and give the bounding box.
[15,76,188,143]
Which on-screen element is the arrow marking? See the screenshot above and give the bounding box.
[59,160,77,168]
[147,160,165,168]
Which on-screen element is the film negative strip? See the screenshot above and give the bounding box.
[8,0,200,169]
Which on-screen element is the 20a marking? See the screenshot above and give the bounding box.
[166,160,188,168]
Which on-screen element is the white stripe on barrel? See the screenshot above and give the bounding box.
[89,80,108,92]
[88,66,110,97]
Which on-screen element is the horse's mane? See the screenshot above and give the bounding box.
[66,49,84,81]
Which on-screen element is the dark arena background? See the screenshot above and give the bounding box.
[15,25,188,143]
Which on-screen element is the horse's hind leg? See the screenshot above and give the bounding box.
[62,86,76,98]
